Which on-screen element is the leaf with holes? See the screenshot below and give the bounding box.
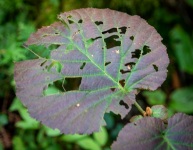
[14,8,169,134]
[112,113,193,150]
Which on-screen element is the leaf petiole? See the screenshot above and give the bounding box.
[134,101,146,116]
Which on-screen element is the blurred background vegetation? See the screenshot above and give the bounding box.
[1,0,193,149]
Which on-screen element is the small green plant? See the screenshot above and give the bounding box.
[14,8,193,149]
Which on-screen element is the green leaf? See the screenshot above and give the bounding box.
[0,142,3,150]
[143,90,166,105]
[44,126,61,137]
[112,113,193,150]
[170,86,193,113]
[16,108,39,129]
[0,114,8,126]
[129,115,143,123]
[77,137,101,150]
[15,8,169,134]
[9,98,39,129]
[151,105,168,120]
[9,98,23,111]
[170,25,193,74]
[43,86,61,96]
[104,113,115,129]
[12,136,26,150]
[186,0,193,8]
[60,134,87,142]
[111,123,124,139]
[93,127,108,146]
[45,144,62,150]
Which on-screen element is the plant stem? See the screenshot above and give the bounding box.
[134,101,146,116]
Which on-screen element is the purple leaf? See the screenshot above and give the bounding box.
[14,8,169,134]
[112,113,193,150]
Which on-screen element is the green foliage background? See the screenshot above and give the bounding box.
[0,0,193,149]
